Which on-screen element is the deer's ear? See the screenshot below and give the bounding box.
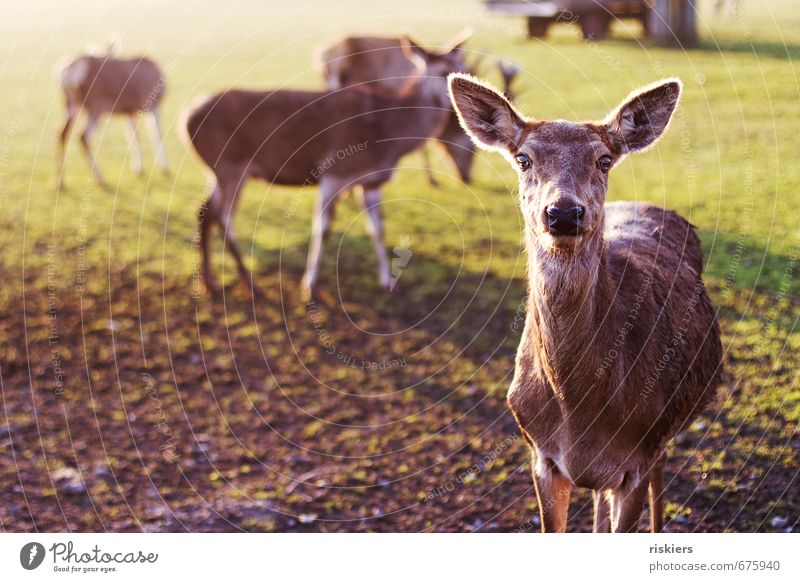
[445,28,473,53]
[400,34,430,62]
[448,73,526,153]
[605,78,682,154]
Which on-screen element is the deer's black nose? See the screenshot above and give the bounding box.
[545,205,585,236]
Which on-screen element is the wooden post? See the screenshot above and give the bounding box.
[647,0,697,47]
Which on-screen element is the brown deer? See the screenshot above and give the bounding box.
[449,74,722,532]
[57,45,168,191]
[497,59,522,102]
[317,31,474,186]
[183,39,459,300]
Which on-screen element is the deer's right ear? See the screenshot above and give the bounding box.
[448,73,525,153]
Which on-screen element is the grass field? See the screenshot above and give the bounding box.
[0,0,798,532]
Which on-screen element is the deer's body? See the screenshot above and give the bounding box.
[449,76,722,532]
[317,33,474,185]
[511,201,720,491]
[184,40,457,299]
[186,87,442,186]
[57,51,169,190]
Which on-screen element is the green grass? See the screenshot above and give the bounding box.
[0,0,798,532]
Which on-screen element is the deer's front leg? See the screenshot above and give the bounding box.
[531,449,572,532]
[648,450,666,533]
[357,187,391,291]
[593,489,611,532]
[609,474,649,533]
[302,177,343,301]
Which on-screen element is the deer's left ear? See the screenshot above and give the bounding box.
[605,78,682,154]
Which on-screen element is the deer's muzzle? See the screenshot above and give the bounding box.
[544,204,585,236]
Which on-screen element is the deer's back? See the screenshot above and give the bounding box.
[183,87,433,186]
[61,56,165,114]
[319,36,415,93]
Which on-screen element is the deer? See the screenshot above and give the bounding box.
[182,38,461,301]
[316,31,475,187]
[448,74,723,532]
[497,59,522,102]
[56,43,168,191]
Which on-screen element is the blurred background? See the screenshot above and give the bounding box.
[0,0,797,532]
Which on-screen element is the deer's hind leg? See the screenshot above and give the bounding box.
[126,115,143,176]
[200,167,257,298]
[218,168,260,297]
[56,105,78,191]
[198,188,219,295]
[531,450,572,533]
[79,112,109,190]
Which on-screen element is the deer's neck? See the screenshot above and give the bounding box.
[524,230,614,400]
[389,77,449,140]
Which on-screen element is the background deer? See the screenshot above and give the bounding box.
[183,39,460,300]
[449,74,722,532]
[497,59,522,101]
[57,43,168,191]
[317,31,474,187]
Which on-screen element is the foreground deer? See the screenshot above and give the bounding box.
[317,31,474,186]
[57,45,168,191]
[449,74,722,532]
[183,39,457,299]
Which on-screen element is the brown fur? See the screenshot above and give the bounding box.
[317,32,475,184]
[183,42,456,299]
[57,51,168,190]
[449,74,722,532]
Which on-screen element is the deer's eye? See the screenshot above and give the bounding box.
[515,153,531,171]
[597,155,613,173]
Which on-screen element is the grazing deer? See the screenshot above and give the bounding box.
[449,74,722,532]
[183,39,458,300]
[56,44,168,191]
[317,31,474,186]
[497,59,522,101]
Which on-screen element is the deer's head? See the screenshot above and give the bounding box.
[400,31,472,108]
[448,74,681,256]
[401,31,476,183]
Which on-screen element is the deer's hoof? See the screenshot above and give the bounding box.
[239,279,263,300]
[301,279,319,304]
[387,280,405,296]
[203,278,222,299]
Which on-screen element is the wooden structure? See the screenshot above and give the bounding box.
[484,0,697,46]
